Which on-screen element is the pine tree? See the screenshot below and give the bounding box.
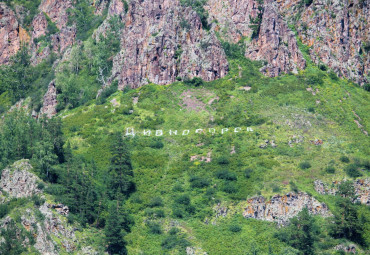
[105,203,128,255]
[277,208,317,255]
[108,133,134,200]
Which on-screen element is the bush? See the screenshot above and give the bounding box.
[145,208,165,218]
[172,207,184,218]
[175,195,190,205]
[189,176,210,188]
[345,164,363,178]
[217,156,230,165]
[340,155,350,163]
[146,221,162,234]
[184,77,204,87]
[148,197,163,207]
[149,140,164,149]
[299,161,311,169]
[222,182,238,194]
[215,170,237,181]
[244,168,253,179]
[290,181,299,193]
[271,184,281,193]
[229,225,242,233]
[325,166,336,174]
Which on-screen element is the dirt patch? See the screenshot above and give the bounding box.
[180,89,216,112]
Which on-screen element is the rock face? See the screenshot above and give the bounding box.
[278,0,370,85]
[207,0,369,83]
[0,3,21,65]
[0,159,41,198]
[207,0,306,77]
[111,0,229,89]
[245,0,306,76]
[314,179,370,205]
[40,80,58,118]
[243,192,331,225]
[206,0,259,43]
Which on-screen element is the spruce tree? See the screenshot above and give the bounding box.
[109,133,134,199]
[105,203,127,255]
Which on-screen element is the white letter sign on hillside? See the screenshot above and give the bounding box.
[124,127,253,137]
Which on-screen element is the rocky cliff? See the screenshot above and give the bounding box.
[278,0,370,85]
[207,0,369,83]
[0,160,100,254]
[111,0,229,89]
[243,192,332,225]
[0,0,369,99]
[0,3,21,65]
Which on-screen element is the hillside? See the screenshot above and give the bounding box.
[0,0,369,255]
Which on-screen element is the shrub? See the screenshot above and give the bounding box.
[229,225,242,233]
[340,156,350,163]
[299,161,311,169]
[271,184,281,193]
[222,182,238,194]
[149,140,164,149]
[345,164,362,178]
[184,77,204,87]
[175,195,190,205]
[172,208,184,218]
[325,166,336,174]
[147,221,162,234]
[244,168,253,179]
[290,181,299,193]
[189,176,210,188]
[148,197,163,207]
[215,170,237,181]
[329,71,339,81]
[217,156,230,165]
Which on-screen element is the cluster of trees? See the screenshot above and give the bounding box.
[0,110,135,254]
[277,181,369,254]
[0,47,55,111]
[56,15,123,111]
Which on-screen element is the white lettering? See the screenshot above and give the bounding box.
[247,127,253,132]
[208,128,216,134]
[195,129,203,134]
[221,128,229,134]
[143,130,152,136]
[156,130,163,136]
[169,130,178,135]
[182,130,190,135]
[234,127,242,133]
[125,128,135,137]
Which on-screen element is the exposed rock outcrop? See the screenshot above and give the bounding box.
[0,3,21,65]
[245,0,306,76]
[207,0,306,77]
[243,192,331,225]
[111,0,229,89]
[278,0,370,85]
[40,80,58,118]
[0,159,41,198]
[314,179,370,205]
[206,0,259,43]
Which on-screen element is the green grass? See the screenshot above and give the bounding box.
[60,56,370,253]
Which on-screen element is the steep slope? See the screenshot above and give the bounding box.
[0,160,104,254]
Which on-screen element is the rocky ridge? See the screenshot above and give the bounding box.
[243,192,332,225]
